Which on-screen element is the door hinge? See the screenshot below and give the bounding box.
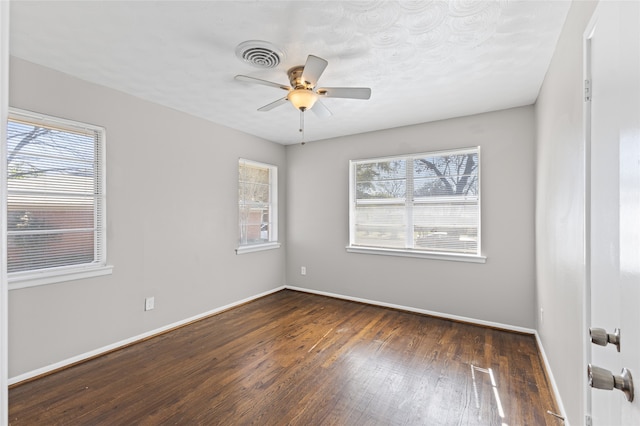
[586,414,593,426]
[585,79,592,102]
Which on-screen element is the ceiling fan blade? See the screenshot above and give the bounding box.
[317,87,372,100]
[311,100,332,118]
[257,97,289,111]
[235,75,291,91]
[301,55,328,87]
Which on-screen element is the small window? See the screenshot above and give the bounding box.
[237,159,279,254]
[348,147,483,262]
[7,109,111,288]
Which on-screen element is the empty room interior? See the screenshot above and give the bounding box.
[2,1,640,425]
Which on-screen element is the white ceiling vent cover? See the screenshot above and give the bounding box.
[235,40,284,68]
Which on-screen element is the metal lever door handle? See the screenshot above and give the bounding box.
[590,327,621,352]
[588,364,634,402]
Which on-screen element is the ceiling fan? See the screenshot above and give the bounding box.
[234,54,372,118]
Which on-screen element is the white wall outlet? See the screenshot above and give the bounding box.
[145,296,155,311]
[301,266,306,276]
[539,307,544,324]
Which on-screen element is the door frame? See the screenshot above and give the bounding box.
[582,3,598,423]
[0,1,9,425]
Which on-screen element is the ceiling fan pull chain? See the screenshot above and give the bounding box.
[299,110,305,143]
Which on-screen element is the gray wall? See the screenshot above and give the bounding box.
[11,14,591,417]
[8,58,287,378]
[535,1,598,424]
[286,106,536,328]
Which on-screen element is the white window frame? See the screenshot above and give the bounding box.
[236,158,280,254]
[7,109,112,289]
[347,147,486,263]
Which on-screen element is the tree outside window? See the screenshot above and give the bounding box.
[351,148,480,256]
[7,111,105,275]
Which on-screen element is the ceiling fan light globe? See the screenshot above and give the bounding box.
[288,89,318,111]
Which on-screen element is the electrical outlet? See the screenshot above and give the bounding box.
[301,266,306,276]
[539,308,544,324]
[145,296,155,311]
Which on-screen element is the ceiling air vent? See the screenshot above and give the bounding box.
[235,40,284,69]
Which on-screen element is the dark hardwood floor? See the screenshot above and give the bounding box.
[9,290,561,425]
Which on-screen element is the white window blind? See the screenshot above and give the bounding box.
[7,110,107,277]
[349,147,481,258]
[238,159,278,252]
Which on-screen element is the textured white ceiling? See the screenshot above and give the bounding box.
[9,1,571,145]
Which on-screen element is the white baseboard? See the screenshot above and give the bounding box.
[534,331,569,426]
[10,283,567,425]
[8,286,285,386]
[286,285,567,424]
[285,285,536,334]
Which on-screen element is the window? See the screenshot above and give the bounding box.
[7,109,111,288]
[237,159,279,254]
[348,147,484,262]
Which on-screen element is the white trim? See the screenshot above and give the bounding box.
[8,265,114,290]
[346,245,487,263]
[9,281,565,426]
[350,146,480,164]
[6,108,109,289]
[582,8,597,421]
[8,286,286,385]
[535,331,570,426]
[9,107,105,134]
[285,285,532,334]
[235,242,281,255]
[285,285,568,419]
[0,0,9,423]
[238,158,278,247]
[349,146,482,258]
[476,146,483,254]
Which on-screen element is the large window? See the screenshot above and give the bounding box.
[237,159,279,254]
[348,147,484,262]
[7,109,110,288]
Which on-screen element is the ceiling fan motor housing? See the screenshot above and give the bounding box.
[287,66,312,89]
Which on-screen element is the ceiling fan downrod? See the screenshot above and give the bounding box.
[300,110,306,145]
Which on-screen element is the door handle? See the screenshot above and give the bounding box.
[588,364,634,402]
[589,327,621,352]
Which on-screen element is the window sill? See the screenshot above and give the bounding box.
[236,242,281,255]
[8,264,114,290]
[346,246,486,263]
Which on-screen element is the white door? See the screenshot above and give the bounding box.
[587,1,640,425]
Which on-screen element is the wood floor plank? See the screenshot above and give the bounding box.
[9,290,560,425]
